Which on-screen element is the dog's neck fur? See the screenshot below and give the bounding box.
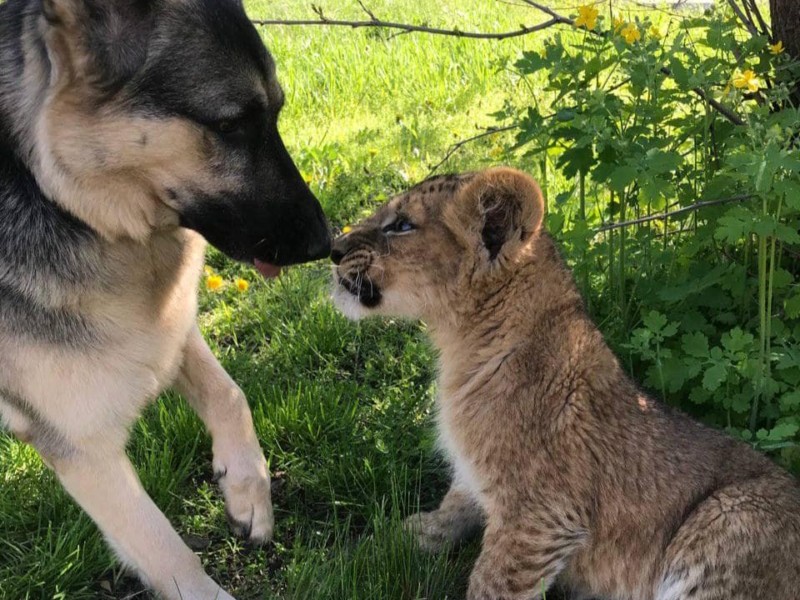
[0,1,50,165]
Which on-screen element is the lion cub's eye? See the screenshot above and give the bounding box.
[382,219,416,234]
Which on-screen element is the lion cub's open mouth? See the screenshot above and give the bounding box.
[337,276,382,307]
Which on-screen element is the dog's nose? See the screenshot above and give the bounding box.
[307,232,332,262]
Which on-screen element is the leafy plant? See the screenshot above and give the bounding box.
[496,3,800,453]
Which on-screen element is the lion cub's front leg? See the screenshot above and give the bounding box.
[405,481,484,552]
[467,516,586,600]
[175,326,273,542]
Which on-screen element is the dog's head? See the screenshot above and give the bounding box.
[27,0,330,272]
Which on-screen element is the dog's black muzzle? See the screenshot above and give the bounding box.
[179,131,331,268]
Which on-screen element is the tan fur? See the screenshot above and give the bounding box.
[332,167,800,600]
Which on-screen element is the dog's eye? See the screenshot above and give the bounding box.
[382,219,415,234]
[212,116,246,136]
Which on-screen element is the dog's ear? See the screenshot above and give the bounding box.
[41,0,155,91]
[454,168,544,265]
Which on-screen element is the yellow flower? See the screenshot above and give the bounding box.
[770,41,784,55]
[368,148,379,156]
[732,69,761,93]
[612,17,626,32]
[649,26,661,40]
[235,278,249,293]
[342,225,353,234]
[574,4,599,31]
[206,275,224,291]
[621,23,641,44]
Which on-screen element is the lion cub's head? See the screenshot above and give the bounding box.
[331,167,545,321]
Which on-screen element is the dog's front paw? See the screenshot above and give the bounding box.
[404,511,457,553]
[214,451,273,544]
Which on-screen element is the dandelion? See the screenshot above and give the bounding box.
[621,23,641,44]
[612,17,626,32]
[342,225,353,234]
[302,173,313,185]
[732,69,761,93]
[770,41,784,55]
[235,278,249,293]
[489,145,504,159]
[206,275,224,291]
[368,148,379,156]
[574,4,599,31]
[649,26,662,40]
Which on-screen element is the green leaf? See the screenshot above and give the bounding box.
[785,292,800,319]
[753,214,777,238]
[557,145,594,178]
[775,223,800,245]
[515,51,549,74]
[642,311,668,334]
[715,211,750,244]
[766,422,800,442]
[682,332,709,358]
[643,149,682,175]
[780,390,800,412]
[702,363,727,392]
[668,56,691,87]
[662,322,679,338]
[689,386,710,405]
[721,328,755,354]
[607,165,638,193]
[555,108,577,122]
[661,357,689,393]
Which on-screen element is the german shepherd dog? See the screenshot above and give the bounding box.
[0,0,330,598]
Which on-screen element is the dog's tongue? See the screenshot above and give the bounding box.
[254,259,282,279]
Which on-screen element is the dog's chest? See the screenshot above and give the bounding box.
[98,229,206,354]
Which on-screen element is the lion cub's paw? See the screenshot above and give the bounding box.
[215,452,274,544]
[404,511,463,553]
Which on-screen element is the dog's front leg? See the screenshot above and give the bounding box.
[52,443,234,600]
[175,325,273,543]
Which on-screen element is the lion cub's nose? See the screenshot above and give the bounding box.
[330,237,348,265]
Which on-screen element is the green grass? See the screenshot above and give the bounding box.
[0,1,701,598]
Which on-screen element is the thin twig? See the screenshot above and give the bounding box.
[747,0,771,39]
[596,194,755,233]
[517,0,572,24]
[658,66,746,125]
[256,1,745,126]
[427,125,519,175]
[727,0,759,38]
[253,13,565,41]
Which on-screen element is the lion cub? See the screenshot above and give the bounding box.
[331,167,800,600]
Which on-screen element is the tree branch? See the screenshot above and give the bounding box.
[596,194,755,233]
[727,0,760,38]
[255,1,744,126]
[427,125,519,175]
[252,3,568,41]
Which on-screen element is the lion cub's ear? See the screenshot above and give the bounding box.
[455,168,544,263]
